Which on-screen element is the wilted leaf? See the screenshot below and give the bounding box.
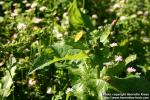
[74,31,83,42]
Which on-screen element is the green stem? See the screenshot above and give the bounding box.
[82,0,85,9]
[96,65,100,79]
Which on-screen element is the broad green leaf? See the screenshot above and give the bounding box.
[68,0,93,30]
[68,0,84,29]
[125,54,136,65]
[100,25,111,44]
[109,76,150,92]
[0,57,16,99]
[103,62,125,76]
[29,51,88,74]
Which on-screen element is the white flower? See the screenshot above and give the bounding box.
[39,6,47,11]
[55,16,60,21]
[56,32,63,38]
[137,11,143,15]
[64,32,68,35]
[113,4,121,9]
[98,26,102,29]
[47,87,53,94]
[120,16,127,21]
[13,3,18,7]
[11,12,18,17]
[17,23,26,30]
[26,3,31,7]
[0,1,4,5]
[130,14,137,18]
[92,14,98,19]
[127,67,136,73]
[22,0,27,4]
[110,42,118,47]
[103,61,114,66]
[31,2,38,8]
[33,18,43,23]
[115,55,123,62]
[25,9,33,13]
[66,87,73,94]
[4,11,9,15]
[28,79,36,86]
[144,11,149,16]
[33,26,39,30]
[63,12,68,18]
[143,37,149,43]
[11,8,21,17]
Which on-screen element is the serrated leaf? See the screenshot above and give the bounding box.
[29,51,88,74]
[125,54,136,65]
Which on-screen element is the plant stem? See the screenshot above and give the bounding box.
[96,65,100,79]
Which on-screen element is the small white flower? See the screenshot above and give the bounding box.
[63,12,68,18]
[115,55,123,62]
[98,26,102,29]
[47,87,53,94]
[12,34,17,39]
[26,3,31,7]
[33,18,43,23]
[92,14,98,19]
[17,23,26,30]
[56,16,60,21]
[137,11,143,15]
[11,12,18,17]
[113,4,121,9]
[64,32,68,35]
[110,42,118,47]
[103,61,114,66]
[0,1,4,5]
[24,48,30,52]
[39,6,47,11]
[22,0,27,4]
[120,16,127,21]
[33,26,39,30]
[25,9,33,13]
[28,79,36,86]
[4,11,9,15]
[143,37,149,43]
[31,2,38,8]
[56,32,63,38]
[130,14,137,18]
[66,87,73,94]
[144,11,149,16]
[13,3,18,7]
[127,67,136,73]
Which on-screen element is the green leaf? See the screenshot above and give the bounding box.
[68,0,93,30]
[100,25,111,44]
[125,54,136,65]
[109,76,150,92]
[29,51,88,74]
[0,57,16,99]
[103,62,125,76]
[102,55,136,76]
[68,0,84,29]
